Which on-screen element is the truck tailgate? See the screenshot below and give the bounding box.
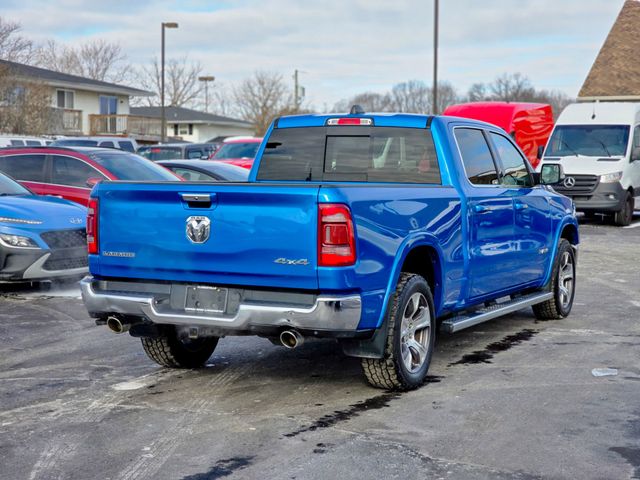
[93,182,320,289]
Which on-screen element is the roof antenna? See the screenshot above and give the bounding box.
[350,104,365,115]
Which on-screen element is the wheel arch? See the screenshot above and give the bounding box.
[378,235,444,329]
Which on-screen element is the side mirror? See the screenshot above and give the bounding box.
[86,177,102,188]
[536,145,545,160]
[540,164,565,185]
[631,146,640,162]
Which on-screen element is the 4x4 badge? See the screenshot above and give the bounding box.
[186,216,211,244]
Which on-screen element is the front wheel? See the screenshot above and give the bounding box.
[362,273,436,391]
[533,239,576,320]
[141,327,218,368]
[614,192,634,227]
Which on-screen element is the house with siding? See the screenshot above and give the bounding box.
[0,59,160,140]
[130,106,254,142]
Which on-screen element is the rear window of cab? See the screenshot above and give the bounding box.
[257,126,440,184]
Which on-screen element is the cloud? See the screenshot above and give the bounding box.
[1,0,626,108]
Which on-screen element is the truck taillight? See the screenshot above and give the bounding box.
[87,198,98,254]
[318,204,356,267]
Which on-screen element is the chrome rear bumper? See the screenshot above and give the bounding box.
[80,277,362,332]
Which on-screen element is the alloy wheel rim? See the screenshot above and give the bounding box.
[557,251,574,309]
[400,292,431,373]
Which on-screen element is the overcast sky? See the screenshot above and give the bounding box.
[1,0,627,109]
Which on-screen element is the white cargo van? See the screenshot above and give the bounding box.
[539,102,640,226]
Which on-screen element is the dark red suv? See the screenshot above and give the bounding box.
[0,146,180,206]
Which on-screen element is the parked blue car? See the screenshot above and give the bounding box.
[0,172,88,282]
[81,109,579,390]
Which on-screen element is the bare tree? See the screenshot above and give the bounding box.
[464,72,573,118]
[133,57,202,107]
[333,79,459,115]
[0,63,54,135]
[434,82,460,114]
[35,39,128,83]
[333,92,392,113]
[0,17,34,64]
[488,73,535,102]
[466,82,488,102]
[389,80,431,113]
[233,71,291,135]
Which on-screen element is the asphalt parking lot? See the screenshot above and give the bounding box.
[0,214,639,480]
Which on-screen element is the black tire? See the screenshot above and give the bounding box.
[614,192,634,227]
[533,239,576,320]
[362,273,436,391]
[141,326,218,368]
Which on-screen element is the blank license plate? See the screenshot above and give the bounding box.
[184,286,228,313]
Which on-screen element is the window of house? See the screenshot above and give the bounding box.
[56,90,75,109]
[179,125,189,135]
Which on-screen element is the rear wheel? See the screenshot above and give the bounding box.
[614,192,634,227]
[141,327,218,368]
[362,273,436,391]
[533,239,576,320]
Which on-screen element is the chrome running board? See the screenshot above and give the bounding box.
[441,292,553,333]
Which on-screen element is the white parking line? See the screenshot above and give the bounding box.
[623,221,640,229]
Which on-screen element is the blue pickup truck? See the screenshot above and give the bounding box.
[81,109,579,390]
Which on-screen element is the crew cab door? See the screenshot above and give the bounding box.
[454,127,516,299]
[487,132,552,285]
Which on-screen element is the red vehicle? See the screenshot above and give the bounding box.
[210,137,262,169]
[443,102,553,168]
[0,146,180,206]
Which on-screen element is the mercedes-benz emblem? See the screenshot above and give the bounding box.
[563,176,576,188]
[186,216,211,244]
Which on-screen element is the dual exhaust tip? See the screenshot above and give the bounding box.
[106,316,130,334]
[279,329,303,349]
[107,316,304,349]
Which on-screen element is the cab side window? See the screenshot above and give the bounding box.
[489,132,533,187]
[454,128,499,185]
[633,125,640,148]
[51,155,105,187]
[0,154,46,182]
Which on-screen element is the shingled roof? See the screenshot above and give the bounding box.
[0,59,153,97]
[578,0,640,100]
[131,106,252,126]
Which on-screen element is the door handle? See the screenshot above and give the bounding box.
[514,202,529,211]
[473,204,492,214]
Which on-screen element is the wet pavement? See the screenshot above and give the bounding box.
[0,215,639,480]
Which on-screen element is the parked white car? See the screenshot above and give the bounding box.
[539,102,640,226]
[51,136,139,152]
[0,135,51,147]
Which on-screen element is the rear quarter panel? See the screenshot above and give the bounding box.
[319,184,463,330]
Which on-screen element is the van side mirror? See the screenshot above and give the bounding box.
[540,164,565,185]
[631,146,640,162]
[536,145,544,160]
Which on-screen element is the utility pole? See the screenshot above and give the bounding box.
[161,21,178,143]
[198,76,215,112]
[294,69,299,110]
[432,0,439,115]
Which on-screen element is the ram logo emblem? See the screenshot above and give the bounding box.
[186,216,211,244]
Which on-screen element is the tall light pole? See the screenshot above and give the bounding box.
[198,76,215,112]
[161,21,178,143]
[432,0,439,115]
